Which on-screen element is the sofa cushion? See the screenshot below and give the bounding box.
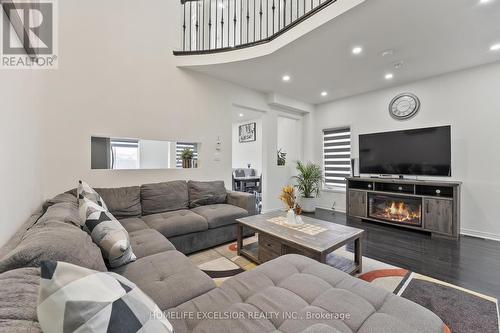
[0,267,42,333]
[142,210,208,238]
[141,181,189,215]
[129,229,176,259]
[112,251,216,311]
[119,217,150,233]
[188,180,227,208]
[191,204,248,229]
[95,186,142,219]
[42,192,78,211]
[37,202,82,228]
[168,255,445,333]
[0,221,107,274]
[37,261,173,333]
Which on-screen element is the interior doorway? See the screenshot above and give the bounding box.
[231,107,264,214]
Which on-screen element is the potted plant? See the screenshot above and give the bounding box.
[181,148,194,168]
[292,161,324,213]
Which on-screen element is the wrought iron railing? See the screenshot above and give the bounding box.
[175,0,337,55]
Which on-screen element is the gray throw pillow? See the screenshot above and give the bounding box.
[188,180,227,208]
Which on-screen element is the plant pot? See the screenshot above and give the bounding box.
[182,158,192,168]
[299,197,317,213]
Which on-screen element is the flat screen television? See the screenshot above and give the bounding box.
[359,126,451,176]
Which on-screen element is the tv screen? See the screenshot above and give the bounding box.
[359,126,451,176]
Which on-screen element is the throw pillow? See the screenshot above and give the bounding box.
[37,260,173,333]
[80,197,136,268]
[78,180,136,268]
[77,180,108,211]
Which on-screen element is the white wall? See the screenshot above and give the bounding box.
[0,71,43,245]
[36,0,276,199]
[232,118,262,174]
[0,0,301,246]
[310,62,500,240]
[277,116,301,166]
[275,116,302,188]
[259,110,305,212]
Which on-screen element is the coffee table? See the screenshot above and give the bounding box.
[236,211,364,275]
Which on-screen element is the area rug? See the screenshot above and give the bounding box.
[188,237,500,333]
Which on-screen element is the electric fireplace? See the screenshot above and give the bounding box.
[368,193,422,227]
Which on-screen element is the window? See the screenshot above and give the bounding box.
[323,127,351,189]
[176,142,199,168]
[111,139,139,170]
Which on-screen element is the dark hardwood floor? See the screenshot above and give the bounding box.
[306,208,500,300]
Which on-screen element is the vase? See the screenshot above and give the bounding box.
[286,209,296,225]
[182,159,192,168]
[286,209,303,226]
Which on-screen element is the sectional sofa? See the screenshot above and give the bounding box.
[0,180,447,333]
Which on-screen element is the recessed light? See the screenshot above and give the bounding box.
[381,49,395,57]
[385,73,394,80]
[239,113,244,117]
[393,61,404,69]
[282,75,291,82]
[352,46,363,55]
[490,44,500,51]
[321,91,328,97]
[479,0,493,4]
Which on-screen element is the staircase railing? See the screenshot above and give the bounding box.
[174,0,337,55]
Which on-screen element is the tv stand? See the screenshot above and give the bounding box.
[346,177,461,240]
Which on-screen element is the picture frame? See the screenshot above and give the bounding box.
[239,122,256,143]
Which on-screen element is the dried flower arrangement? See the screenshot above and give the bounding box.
[279,185,302,215]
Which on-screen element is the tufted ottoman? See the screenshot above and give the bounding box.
[168,254,446,333]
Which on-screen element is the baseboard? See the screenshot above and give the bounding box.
[460,228,500,242]
[315,205,347,213]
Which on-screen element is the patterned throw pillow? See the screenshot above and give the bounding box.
[77,180,108,211]
[78,181,136,268]
[37,260,173,333]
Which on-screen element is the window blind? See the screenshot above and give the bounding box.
[323,127,351,188]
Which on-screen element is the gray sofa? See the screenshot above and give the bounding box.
[0,180,447,333]
[73,180,256,254]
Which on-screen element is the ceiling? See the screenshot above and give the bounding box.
[186,0,500,104]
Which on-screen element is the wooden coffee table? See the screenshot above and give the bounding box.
[236,211,364,275]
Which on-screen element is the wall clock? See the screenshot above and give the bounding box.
[389,93,420,120]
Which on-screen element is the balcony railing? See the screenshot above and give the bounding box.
[175,0,337,55]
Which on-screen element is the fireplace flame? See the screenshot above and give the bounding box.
[383,201,420,223]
